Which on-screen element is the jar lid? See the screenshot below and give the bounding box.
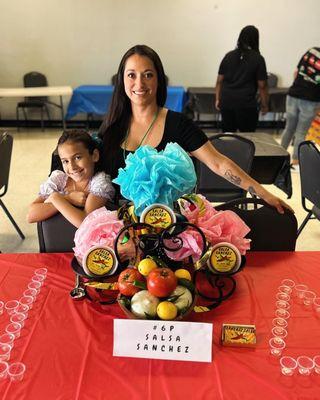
[207,242,241,274]
[83,246,118,278]
[140,203,176,230]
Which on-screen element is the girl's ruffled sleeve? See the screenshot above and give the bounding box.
[89,172,115,201]
[39,170,67,199]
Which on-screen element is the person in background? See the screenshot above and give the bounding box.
[215,25,269,132]
[99,44,291,214]
[27,130,115,228]
[280,47,320,172]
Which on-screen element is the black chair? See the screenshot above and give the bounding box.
[16,72,51,131]
[37,202,119,253]
[297,141,320,237]
[0,132,25,239]
[37,213,77,253]
[195,133,255,202]
[216,197,297,251]
[267,73,278,88]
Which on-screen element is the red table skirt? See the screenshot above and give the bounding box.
[0,252,319,400]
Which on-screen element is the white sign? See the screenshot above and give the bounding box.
[113,319,213,363]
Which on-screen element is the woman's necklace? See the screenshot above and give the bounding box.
[123,108,160,161]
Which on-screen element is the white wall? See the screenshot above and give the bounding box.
[1,0,319,118]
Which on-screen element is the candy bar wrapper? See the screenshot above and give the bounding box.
[221,324,256,347]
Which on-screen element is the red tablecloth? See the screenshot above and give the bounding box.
[0,252,319,400]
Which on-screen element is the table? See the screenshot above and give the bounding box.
[0,86,73,129]
[206,131,292,197]
[1,251,319,399]
[187,87,289,123]
[66,85,187,119]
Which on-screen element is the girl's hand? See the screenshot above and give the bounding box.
[263,193,294,214]
[66,191,87,207]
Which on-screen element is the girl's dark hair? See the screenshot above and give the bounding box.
[98,45,167,175]
[58,129,97,154]
[57,129,102,172]
[237,25,260,53]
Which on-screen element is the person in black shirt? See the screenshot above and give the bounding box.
[215,25,269,132]
[99,44,290,213]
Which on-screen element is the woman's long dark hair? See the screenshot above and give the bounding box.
[237,25,260,54]
[99,45,167,176]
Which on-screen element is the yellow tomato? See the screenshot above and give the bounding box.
[138,258,158,277]
[174,269,192,281]
[157,301,178,320]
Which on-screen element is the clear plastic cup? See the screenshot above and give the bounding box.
[5,322,22,339]
[275,300,290,310]
[5,300,19,315]
[8,362,26,382]
[314,297,320,314]
[281,279,295,289]
[29,280,42,291]
[32,275,45,285]
[275,309,290,320]
[0,361,8,381]
[23,288,38,299]
[269,337,286,356]
[271,326,288,339]
[278,285,292,295]
[0,344,12,362]
[280,356,297,376]
[14,303,29,316]
[297,356,315,376]
[10,312,27,328]
[0,333,15,347]
[294,284,308,301]
[272,317,288,329]
[276,292,291,302]
[313,355,320,374]
[303,291,316,307]
[19,296,34,309]
[35,267,47,277]
[0,300,4,315]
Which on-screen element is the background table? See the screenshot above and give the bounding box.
[187,87,289,128]
[66,85,187,119]
[0,86,73,129]
[0,252,319,399]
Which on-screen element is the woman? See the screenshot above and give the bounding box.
[99,44,290,213]
[215,25,269,132]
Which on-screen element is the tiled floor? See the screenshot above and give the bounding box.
[0,127,319,253]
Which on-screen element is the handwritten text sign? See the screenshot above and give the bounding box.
[113,319,213,362]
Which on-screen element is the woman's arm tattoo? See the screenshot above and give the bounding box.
[224,169,241,186]
[248,186,257,196]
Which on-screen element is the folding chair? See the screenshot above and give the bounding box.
[37,213,77,253]
[195,133,255,203]
[297,141,320,237]
[216,197,297,251]
[0,132,25,239]
[16,72,51,131]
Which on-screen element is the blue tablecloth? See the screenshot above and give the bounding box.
[66,85,187,119]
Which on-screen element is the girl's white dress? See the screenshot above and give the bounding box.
[39,170,115,201]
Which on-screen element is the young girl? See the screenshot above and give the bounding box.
[27,130,115,228]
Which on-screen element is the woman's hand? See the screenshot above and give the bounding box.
[262,192,294,214]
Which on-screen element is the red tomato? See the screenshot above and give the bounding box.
[147,268,177,297]
[118,268,144,296]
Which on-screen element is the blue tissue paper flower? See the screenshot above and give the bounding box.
[113,143,197,216]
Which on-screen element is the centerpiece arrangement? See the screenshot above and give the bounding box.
[70,143,250,320]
